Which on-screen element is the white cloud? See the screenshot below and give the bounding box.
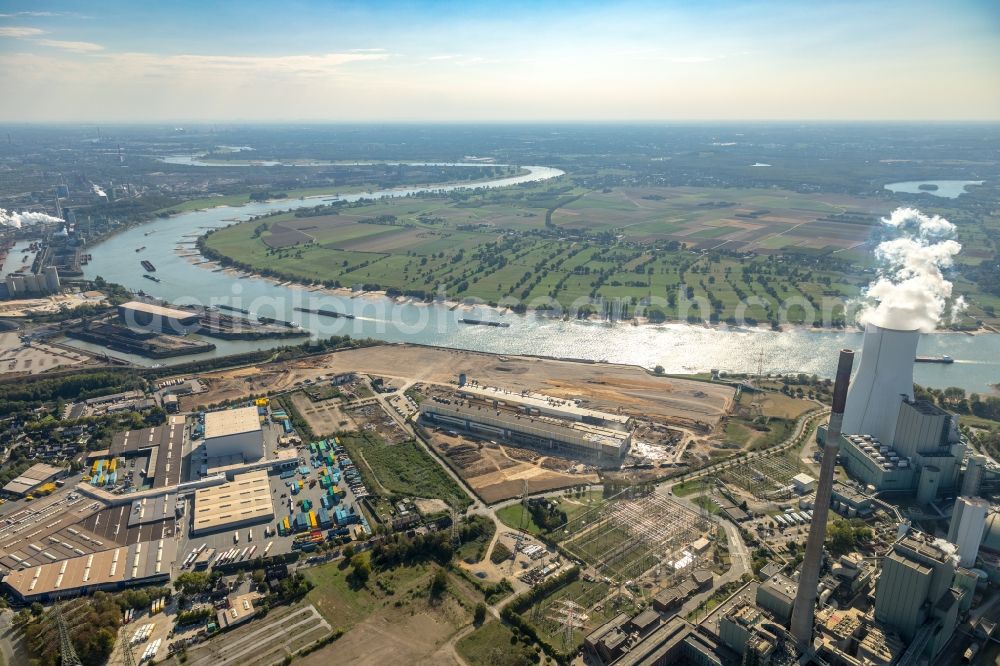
[133,51,389,76]
[0,26,45,37]
[35,38,103,53]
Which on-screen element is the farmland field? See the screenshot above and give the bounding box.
[199,181,996,327]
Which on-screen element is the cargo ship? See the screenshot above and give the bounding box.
[459,317,510,328]
[294,306,356,320]
[218,304,251,315]
[915,355,954,364]
[135,246,146,252]
[140,259,156,272]
[143,274,161,282]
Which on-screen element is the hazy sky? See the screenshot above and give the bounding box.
[1,0,998,122]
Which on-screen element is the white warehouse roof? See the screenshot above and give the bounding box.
[119,300,198,321]
[204,407,261,440]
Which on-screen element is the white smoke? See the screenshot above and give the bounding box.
[0,208,63,229]
[857,207,964,333]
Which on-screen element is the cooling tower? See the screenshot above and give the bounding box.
[841,323,920,444]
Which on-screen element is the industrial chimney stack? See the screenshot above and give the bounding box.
[790,349,854,650]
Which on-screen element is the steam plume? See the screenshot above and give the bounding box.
[857,207,964,333]
[0,208,63,229]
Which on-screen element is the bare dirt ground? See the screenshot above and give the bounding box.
[428,430,600,503]
[297,595,466,666]
[183,345,734,430]
[290,391,356,435]
[0,332,94,377]
[297,571,479,666]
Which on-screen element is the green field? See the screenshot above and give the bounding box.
[338,431,472,510]
[456,621,538,666]
[495,491,603,536]
[199,183,997,328]
[495,503,545,535]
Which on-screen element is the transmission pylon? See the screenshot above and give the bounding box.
[450,506,460,547]
[53,604,83,666]
[119,625,138,666]
[511,479,529,573]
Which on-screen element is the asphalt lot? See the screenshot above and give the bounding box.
[176,439,368,569]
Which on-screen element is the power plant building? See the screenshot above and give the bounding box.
[832,324,964,502]
[948,497,989,567]
[873,532,966,660]
[961,454,987,497]
[203,407,265,462]
[837,398,961,501]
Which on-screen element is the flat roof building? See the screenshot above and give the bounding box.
[217,592,259,630]
[456,385,632,430]
[204,407,265,462]
[118,300,200,334]
[792,473,817,494]
[2,538,176,603]
[1,463,65,497]
[757,573,797,624]
[420,398,629,463]
[191,470,273,534]
[110,415,185,489]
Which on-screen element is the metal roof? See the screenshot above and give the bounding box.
[192,470,273,533]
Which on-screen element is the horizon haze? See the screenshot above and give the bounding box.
[1,0,998,123]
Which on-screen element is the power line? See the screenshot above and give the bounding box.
[52,604,83,666]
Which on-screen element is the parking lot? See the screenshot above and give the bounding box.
[176,438,371,569]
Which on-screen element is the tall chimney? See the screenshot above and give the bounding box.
[790,349,854,650]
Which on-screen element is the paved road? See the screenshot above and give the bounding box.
[0,610,27,666]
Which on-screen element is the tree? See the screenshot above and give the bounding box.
[429,569,448,599]
[174,571,210,595]
[654,365,665,375]
[349,554,370,586]
[474,602,487,625]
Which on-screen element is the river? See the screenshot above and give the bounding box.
[76,164,1000,394]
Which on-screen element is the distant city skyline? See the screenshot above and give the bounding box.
[0,0,998,122]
